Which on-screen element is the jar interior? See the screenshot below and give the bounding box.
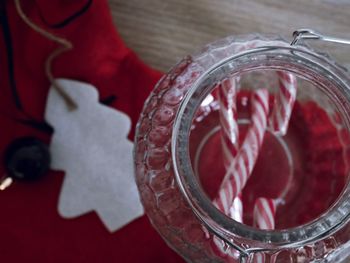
[188,68,350,230]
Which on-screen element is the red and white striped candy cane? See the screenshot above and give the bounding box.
[217,77,244,223]
[251,198,277,263]
[269,71,297,136]
[253,253,265,263]
[253,198,277,230]
[229,193,243,223]
[218,77,240,170]
[252,71,296,234]
[253,252,278,263]
[214,89,269,214]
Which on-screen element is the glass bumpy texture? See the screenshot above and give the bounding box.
[134,35,350,262]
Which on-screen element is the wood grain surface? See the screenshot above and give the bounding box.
[109,0,350,71]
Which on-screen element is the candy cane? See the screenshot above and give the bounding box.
[253,198,277,230]
[252,71,296,232]
[218,78,240,170]
[213,89,270,260]
[213,47,297,263]
[269,71,297,136]
[250,198,277,263]
[214,89,269,214]
[254,253,265,263]
[217,77,244,223]
[229,193,243,223]
[215,71,297,217]
[250,71,296,261]
[252,198,277,263]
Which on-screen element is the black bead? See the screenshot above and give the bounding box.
[4,137,51,181]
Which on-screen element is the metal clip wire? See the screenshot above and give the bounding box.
[291,28,350,46]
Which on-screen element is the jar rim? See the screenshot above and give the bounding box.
[171,44,350,252]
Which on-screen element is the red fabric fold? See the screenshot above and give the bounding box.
[0,1,183,262]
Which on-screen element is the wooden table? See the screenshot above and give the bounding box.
[109,0,350,71]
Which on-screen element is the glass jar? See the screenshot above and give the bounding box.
[134,32,350,262]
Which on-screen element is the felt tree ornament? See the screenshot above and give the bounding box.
[45,79,144,232]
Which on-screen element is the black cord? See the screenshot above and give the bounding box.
[36,0,93,29]
[0,2,54,134]
[0,2,23,111]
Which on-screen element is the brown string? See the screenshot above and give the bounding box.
[14,0,77,110]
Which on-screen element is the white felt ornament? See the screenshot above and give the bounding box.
[45,79,144,232]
